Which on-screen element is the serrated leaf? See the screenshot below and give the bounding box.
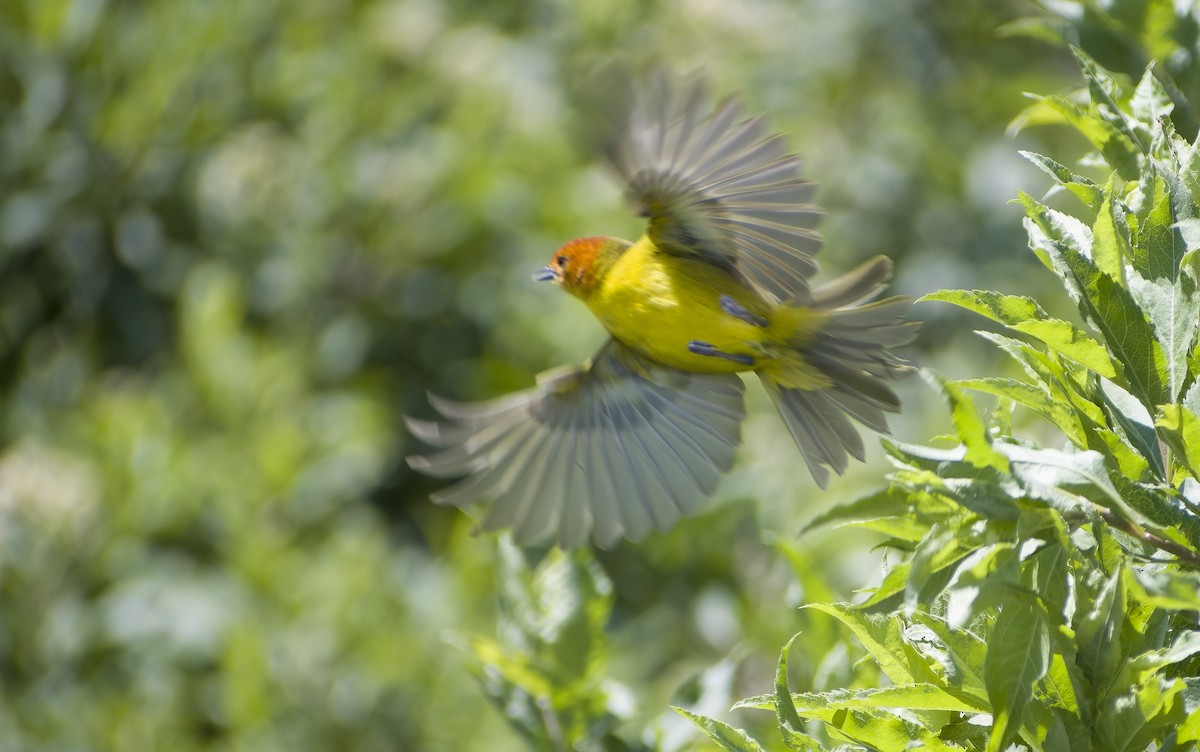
[985,598,1052,752]
[1072,47,1149,156]
[1134,165,1194,282]
[674,708,766,752]
[1009,97,1076,135]
[843,515,931,543]
[1023,193,1169,407]
[1038,93,1141,180]
[1109,473,1200,550]
[1131,64,1174,125]
[1020,150,1103,211]
[1128,261,1199,403]
[923,289,1116,377]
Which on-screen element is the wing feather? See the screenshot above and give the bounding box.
[407,339,746,548]
[611,75,824,302]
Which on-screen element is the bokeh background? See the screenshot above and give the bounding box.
[0,0,1119,749]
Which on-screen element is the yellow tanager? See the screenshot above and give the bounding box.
[407,76,917,548]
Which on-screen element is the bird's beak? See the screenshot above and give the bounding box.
[532,266,557,282]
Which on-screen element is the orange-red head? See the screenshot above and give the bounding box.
[533,236,631,299]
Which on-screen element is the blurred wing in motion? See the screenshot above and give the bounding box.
[406,339,746,549]
[609,73,824,302]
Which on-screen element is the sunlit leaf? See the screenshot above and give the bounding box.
[922,290,1116,377]
[1091,176,1130,283]
[673,707,766,752]
[1155,403,1200,478]
[1019,150,1103,212]
[1022,192,1169,407]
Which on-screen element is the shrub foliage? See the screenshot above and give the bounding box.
[461,42,1200,752]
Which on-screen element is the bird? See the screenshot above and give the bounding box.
[406,74,918,549]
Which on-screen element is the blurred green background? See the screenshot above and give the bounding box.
[0,0,1106,749]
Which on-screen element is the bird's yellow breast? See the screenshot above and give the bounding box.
[586,236,768,373]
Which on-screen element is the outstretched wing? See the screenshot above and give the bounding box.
[406,339,746,549]
[609,73,824,302]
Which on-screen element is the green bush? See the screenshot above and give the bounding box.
[682,48,1200,752]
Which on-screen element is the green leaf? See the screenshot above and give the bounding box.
[1000,444,1121,517]
[923,289,1116,377]
[799,486,914,534]
[942,543,1020,627]
[1096,677,1185,752]
[908,612,989,698]
[448,632,557,699]
[984,598,1052,752]
[1091,176,1131,283]
[1127,261,1199,401]
[770,634,824,752]
[1072,48,1149,156]
[1033,653,1091,752]
[1132,164,1194,282]
[1020,150,1103,212]
[1130,566,1200,611]
[904,522,974,615]
[803,603,943,687]
[736,683,988,714]
[1096,376,1165,479]
[1075,569,1126,695]
[1117,630,1200,689]
[1130,64,1174,125]
[1037,92,1140,180]
[1155,403,1200,478]
[673,707,766,752]
[1022,192,1169,407]
[1028,542,1072,628]
[925,371,1010,473]
[800,706,964,752]
[955,377,1087,448]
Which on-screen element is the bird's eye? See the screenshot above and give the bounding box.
[556,255,569,268]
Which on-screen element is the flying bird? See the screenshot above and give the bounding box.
[407,76,917,548]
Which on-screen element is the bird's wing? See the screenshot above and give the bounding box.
[609,73,824,302]
[406,339,745,549]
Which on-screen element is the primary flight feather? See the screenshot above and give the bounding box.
[407,75,918,549]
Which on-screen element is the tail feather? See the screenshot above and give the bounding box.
[762,254,917,486]
[809,256,894,308]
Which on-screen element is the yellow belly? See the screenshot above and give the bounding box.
[587,236,768,373]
